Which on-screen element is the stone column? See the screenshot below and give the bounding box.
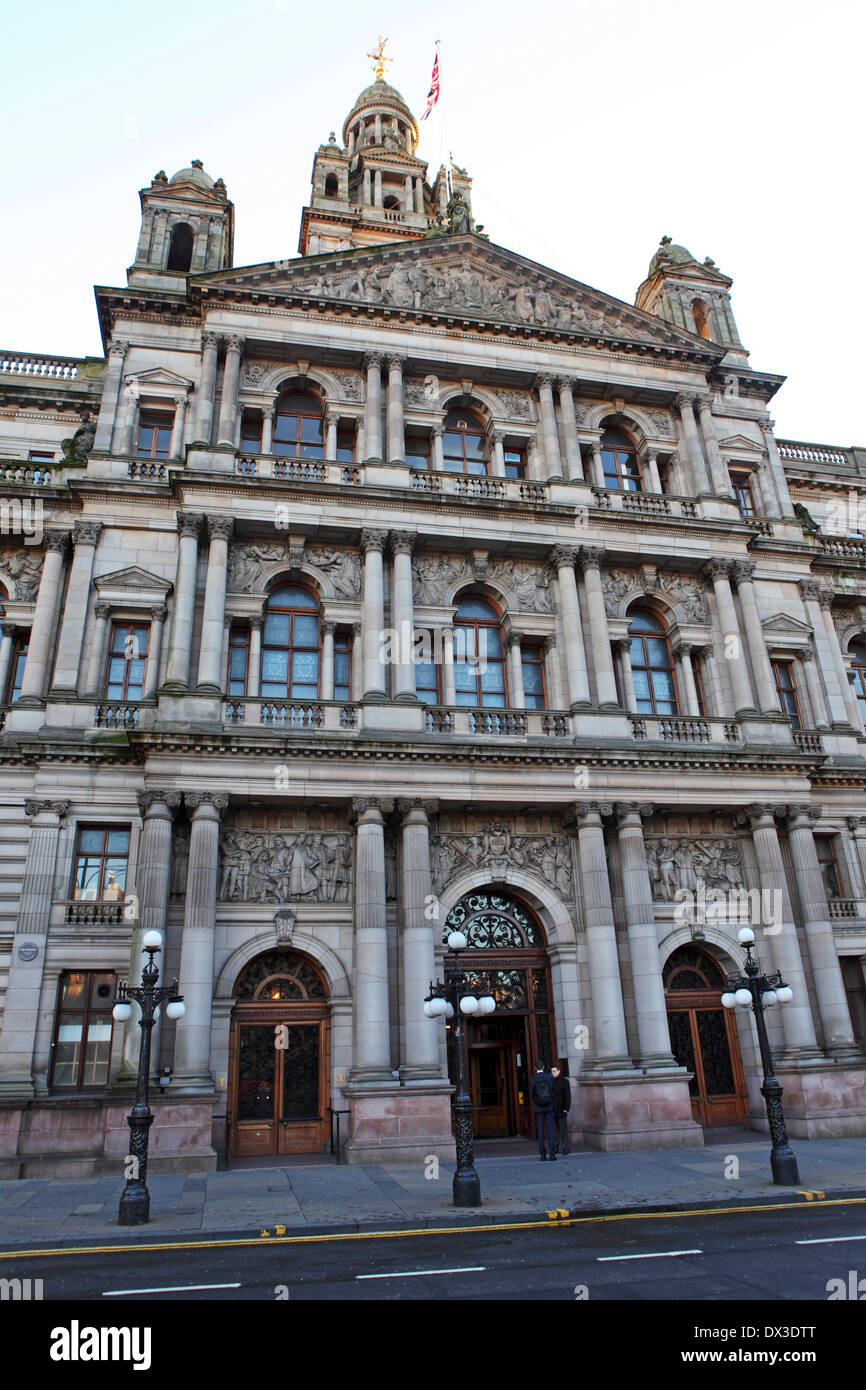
[50,521,103,695]
[786,804,860,1057]
[616,804,677,1067]
[261,404,274,455]
[362,167,372,205]
[574,803,631,1066]
[193,331,221,445]
[696,394,730,494]
[755,456,781,518]
[325,413,338,459]
[543,634,565,709]
[390,530,417,701]
[550,546,590,707]
[820,588,862,729]
[216,336,244,447]
[363,353,384,460]
[578,547,618,708]
[169,392,189,460]
[730,560,778,714]
[403,174,413,212]
[118,380,138,456]
[386,355,405,462]
[16,530,69,705]
[432,424,445,472]
[441,627,456,706]
[247,616,262,698]
[142,606,167,700]
[0,623,14,698]
[761,420,795,518]
[798,580,849,726]
[361,528,387,700]
[645,449,663,494]
[321,620,336,700]
[674,643,701,716]
[374,169,383,208]
[195,517,233,692]
[84,602,111,698]
[557,378,584,481]
[744,805,819,1056]
[588,441,606,490]
[350,797,394,1080]
[675,393,711,494]
[490,431,506,478]
[846,817,866,901]
[613,638,637,713]
[171,792,229,1090]
[507,631,525,709]
[164,513,203,690]
[0,799,68,1097]
[535,375,563,480]
[399,799,442,1079]
[703,559,755,714]
[414,177,424,214]
[350,622,362,699]
[800,645,829,729]
[96,339,127,452]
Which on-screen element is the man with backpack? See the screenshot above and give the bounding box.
[530,1063,557,1160]
[551,1065,571,1156]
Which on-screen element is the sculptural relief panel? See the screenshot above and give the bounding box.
[0,546,44,601]
[430,820,573,900]
[412,553,552,612]
[215,810,354,905]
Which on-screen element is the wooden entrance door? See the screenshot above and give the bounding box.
[469,1044,513,1137]
[664,945,748,1128]
[229,1008,330,1156]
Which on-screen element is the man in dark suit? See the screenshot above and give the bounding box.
[551,1065,571,1156]
[530,1063,557,1160]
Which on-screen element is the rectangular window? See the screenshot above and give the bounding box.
[50,971,116,1091]
[334,630,352,702]
[240,412,262,454]
[228,626,250,696]
[772,659,802,729]
[415,630,440,704]
[105,622,150,702]
[28,450,53,463]
[7,634,28,702]
[520,644,546,709]
[504,446,527,481]
[72,826,130,902]
[815,837,842,899]
[842,957,866,1050]
[136,411,173,459]
[336,424,356,463]
[406,431,431,471]
[730,471,756,518]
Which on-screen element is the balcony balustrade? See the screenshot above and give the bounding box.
[792,728,826,755]
[629,714,742,745]
[223,699,358,731]
[828,899,859,919]
[0,353,80,379]
[63,899,125,926]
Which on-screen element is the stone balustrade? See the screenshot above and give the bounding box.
[423,705,572,739]
[793,728,826,755]
[0,460,56,485]
[236,455,360,485]
[127,460,168,480]
[223,699,359,731]
[629,714,742,745]
[828,899,859,919]
[777,440,849,467]
[590,486,697,520]
[63,899,125,926]
[93,703,149,730]
[0,353,80,379]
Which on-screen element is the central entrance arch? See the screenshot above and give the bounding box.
[443,890,557,1139]
[228,949,330,1156]
[664,944,748,1127]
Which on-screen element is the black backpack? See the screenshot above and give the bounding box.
[533,1073,553,1108]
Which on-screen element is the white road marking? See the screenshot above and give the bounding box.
[356,1266,486,1280]
[795,1234,866,1246]
[102,1282,241,1296]
[596,1250,702,1262]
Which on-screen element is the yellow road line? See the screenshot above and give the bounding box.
[1,1195,864,1262]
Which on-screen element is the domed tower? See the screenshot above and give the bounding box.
[635,235,747,364]
[128,159,234,289]
[298,54,473,255]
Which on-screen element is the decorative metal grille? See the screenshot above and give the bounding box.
[234,949,327,1001]
[663,945,725,991]
[443,892,543,949]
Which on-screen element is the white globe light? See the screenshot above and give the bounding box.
[165,1000,185,1020]
[762,990,778,1008]
[735,988,753,1007]
[776,985,794,1004]
[444,1002,454,1018]
[142,930,163,951]
[721,992,737,1010]
[479,995,496,1015]
[152,1006,160,1022]
[112,1002,132,1022]
[459,995,479,1015]
[430,997,448,1017]
[447,931,468,951]
[423,1001,436,1017]
[737,926,756,945]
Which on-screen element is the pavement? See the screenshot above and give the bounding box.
[0,1131,863,1249]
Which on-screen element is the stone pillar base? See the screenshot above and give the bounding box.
[342,1083,455,1165]
[578,1072,704,1151]
[750,1061,866,1140]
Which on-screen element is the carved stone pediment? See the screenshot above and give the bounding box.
[718,434,765,454]
[761,612,814,651]
[92,565,173,607]
[125,367,193,395]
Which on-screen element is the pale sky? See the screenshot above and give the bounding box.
[2,0,863,446]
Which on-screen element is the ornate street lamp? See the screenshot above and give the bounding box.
[424,930,496,1208]
[113,930,185,1225]
[721,926,800,1186]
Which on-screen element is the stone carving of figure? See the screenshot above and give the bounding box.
[60,410,96,466]
[673,841,698,892]
[323,836,353,903]
[386,262,413,307]
[412,553,467,605]
[721,838,744,888]
[655,837,678,900]
[533,288,555,323]
[495,560,551,613]
[663,575,707,623]
[0,547,44,601]
[645,842,661,899]
[553,839,572,898]
[288,834,320,898]
[447,191,471,235]
[602,570,636,618]
[307,545,362,599]
[513,285,534,322]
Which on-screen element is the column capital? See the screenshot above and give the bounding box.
[432,423,444,439]
[694,392,714,414]
[542,634,556,654]
[385,353,406,371]
[491,428,505,445]
[351,795,394,819]
[24,799,69,820]
[360,527,388,554]
[185,791,230,813]
[800,643,815,663]
[554,375,577,394]
[107,338,128,360]
[730,559,757,585]
[150,605,168,622]
[137,790,182,816]
[817,587,836,611]
[177,511,204,539]
[94,601,111,620]
[207,515,234,542]
[350,621,362,638]
[549,544,578,570]
[572,800,613,824]
[389,529,416,556]
[201,330,221,350]
[363,351,384,371]
[737,802,780,827]
[615,801,654,825]
[321,620,336,637]
[674,391,698,413]
[787,802,822,826]
[846,816,866,833]
[397,797,439,818]
[534,373,554,394]
[225,334,245,354]
[43,529,70,555]
[701,557,732,584]
[611,636,631,655]
[72,521,103,548]
[248,614,264,631]
[798,577,821,602]
[759,418,776,438]
[577,545,605,572]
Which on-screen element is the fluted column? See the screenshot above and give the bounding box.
[800,645,829,729]
[760,420,795,518]
[820,588,862,729]
[535,375,563,480]
[164,513,203,690]
[169,391,189,460]
[703,559,755,714]
[674,643,701,716]
[798,580,849,726]
[96,338,127,452]
[578,547,618,707]
[550,546,590,707]
[675,393,711,494]
[744,804,819,1056]
[16,530,69,705]
[363,353,384,460]
[616,803,677,1067]
[172,792,228,1090]
[385,354,405,462]
[361,528,387,700]
[350,797,394,1080]
[0,799,68,1097]
[730,560,778,714]
[195,516,233,692]
[50,521,103,695]
[613,638,637,713]
[574,803,631,1066]
[321,620,336,700]
[696,394,730,494]
[399,799,442,1079]
[390,530,417,701]
[84,603,111,698]
[216,335,244,446]
[194,331,221,445]
[786,804,860,1057]
[557,378,584,481]
[142,605,167,700]
[490,430,506,477]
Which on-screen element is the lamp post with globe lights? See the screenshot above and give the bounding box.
[113,930,185,1225]
[424,929,497,1208]
[721,926,799,1185]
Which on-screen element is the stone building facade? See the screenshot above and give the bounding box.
[1,71,866,1176]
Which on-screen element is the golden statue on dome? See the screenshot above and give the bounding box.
[367,35,392,82]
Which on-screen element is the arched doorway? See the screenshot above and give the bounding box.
[443,890,556,1139]
[664,945,748,1127]
[228,949,330,1156]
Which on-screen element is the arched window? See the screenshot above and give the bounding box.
[850,639,866,726]
[663,945,726,992]
[454,595,507,707]
[166,223,194,272]
[692,298,711,339]
[383,194,401,211]
[601,425,642,492]
[629,608,678,715]
[261,584,320,701]
[324,173,339,198]
[273,390,324,459]
[443,408,489,476]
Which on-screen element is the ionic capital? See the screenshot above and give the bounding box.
[24,799,69,820]
[137,790,182,816]
[616,801,654,825]
[787,802,822,826]
[185,791,230,813]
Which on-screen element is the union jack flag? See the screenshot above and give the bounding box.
[421,43,440,121]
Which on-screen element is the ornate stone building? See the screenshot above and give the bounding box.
[1,67,866,1176]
